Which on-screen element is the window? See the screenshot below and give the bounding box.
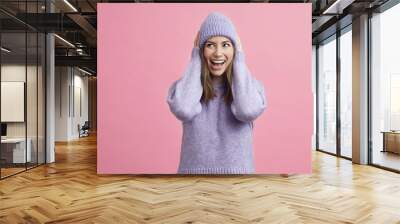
[317,35,337,154]
[371,3,400,171]
[339,27,352,158]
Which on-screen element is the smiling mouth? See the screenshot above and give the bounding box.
[210,59,226,70]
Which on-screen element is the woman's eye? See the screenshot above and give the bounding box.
[223,43,231,47]
[206,43,214,48]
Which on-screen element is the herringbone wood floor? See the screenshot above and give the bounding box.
[1,133,400,224]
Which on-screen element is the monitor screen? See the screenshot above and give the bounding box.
[1,123,7,137]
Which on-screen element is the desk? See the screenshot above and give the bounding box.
[1,138,31,163]
[381,131,400,154]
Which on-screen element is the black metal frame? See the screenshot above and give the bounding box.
[44,0,47,165]
[367,10,373,166]
[336,26,341,158]
[36,1,39,168]
[0,18,2,179]
[315,44,319,151]
[25,1,28,172]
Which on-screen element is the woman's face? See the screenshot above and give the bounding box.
[203,36,234,76]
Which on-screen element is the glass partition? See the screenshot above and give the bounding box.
[317,35,337,154]
[1,31,28,177]
[0,1,46,179]
[339,27,352,158]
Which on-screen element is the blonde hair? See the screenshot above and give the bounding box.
[200,52,234,105]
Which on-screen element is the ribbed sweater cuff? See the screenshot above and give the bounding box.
[178,167,254,174]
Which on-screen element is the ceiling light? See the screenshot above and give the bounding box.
[63,0,78,12]
[78,67,93,76]
[1,47,11,53]
[54,34,75,48]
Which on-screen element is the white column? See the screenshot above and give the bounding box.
[46,1,55,163]
[352,14,369,164]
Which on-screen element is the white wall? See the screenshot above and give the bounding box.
[55,66,69,141]
[55,67,89,141]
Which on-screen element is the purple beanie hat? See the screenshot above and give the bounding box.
[199,12,238,49]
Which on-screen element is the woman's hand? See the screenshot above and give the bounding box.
[194,31,200,48]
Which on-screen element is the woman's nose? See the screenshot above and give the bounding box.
[214,46,223,56]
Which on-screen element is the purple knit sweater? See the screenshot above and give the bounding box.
[167,47,267,174]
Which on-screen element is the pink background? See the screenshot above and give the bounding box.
[97,3,313,174]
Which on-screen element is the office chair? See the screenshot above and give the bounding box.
[79,121,90,138]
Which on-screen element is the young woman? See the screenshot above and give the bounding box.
[167,12,267,174]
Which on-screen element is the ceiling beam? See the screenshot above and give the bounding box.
[322,0,356,14]
[67,13,97,45]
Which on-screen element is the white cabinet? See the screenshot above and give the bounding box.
[1,138,32,163]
